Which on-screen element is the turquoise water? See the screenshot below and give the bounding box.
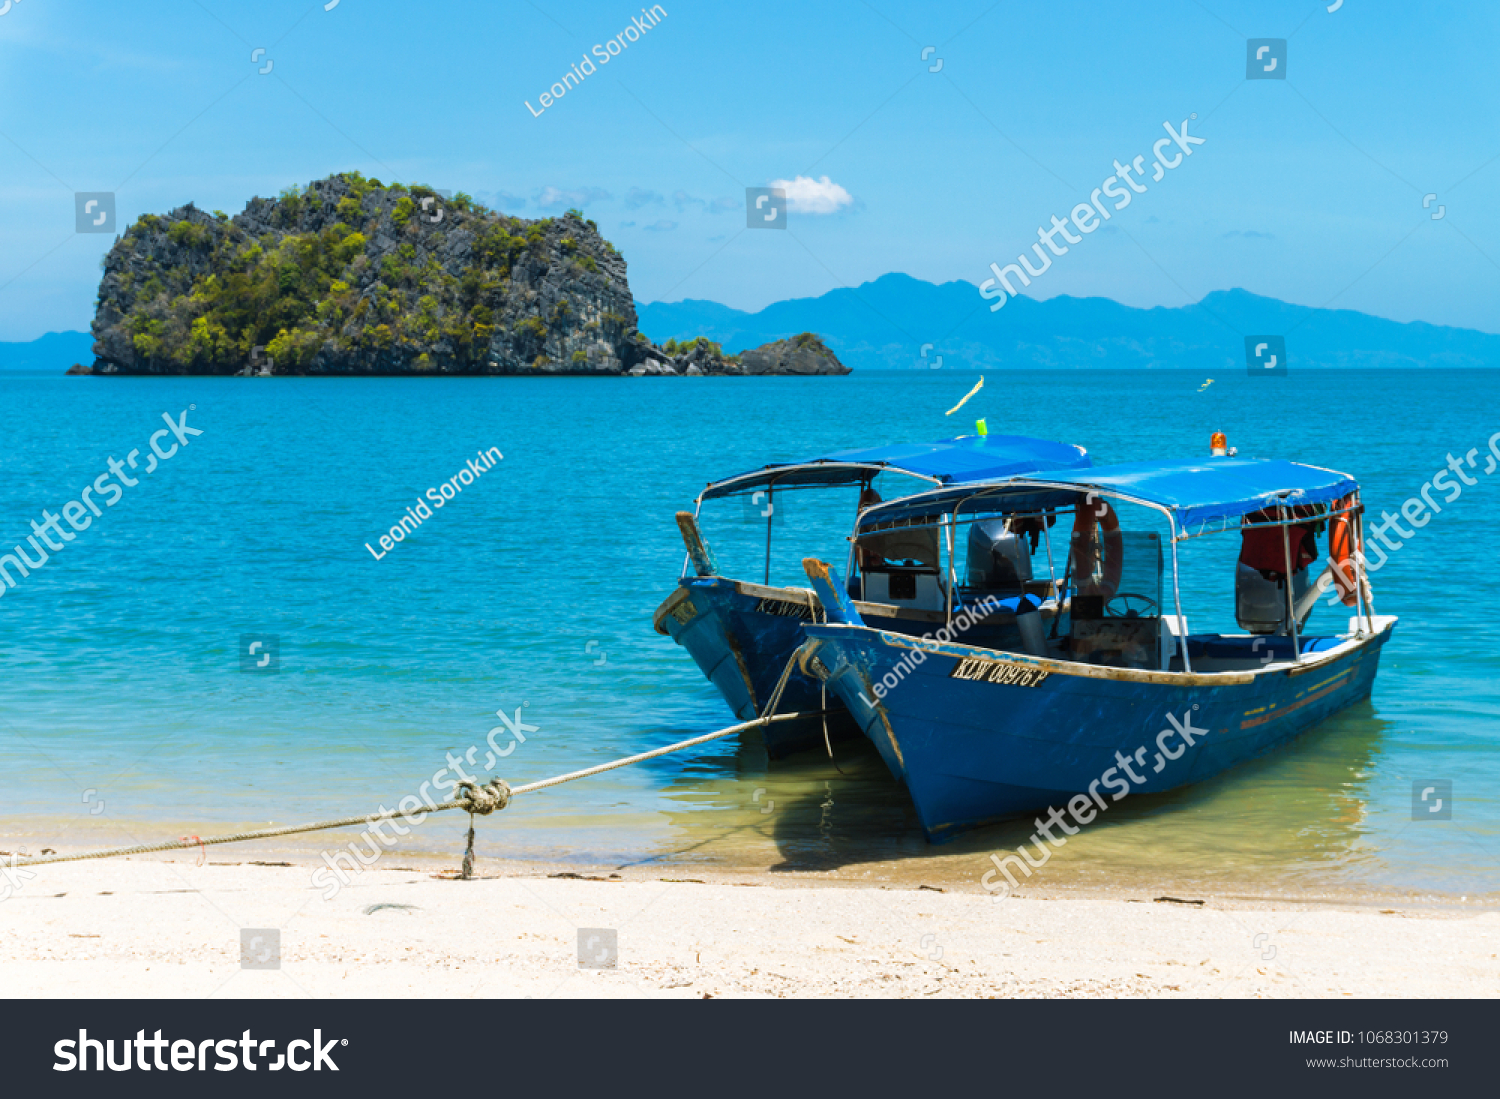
[0,368,1496,897]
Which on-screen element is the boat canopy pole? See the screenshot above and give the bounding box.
[1354,489,1376,635]
[1167,513,1193,675]
[846,475,875,585]
[763,486,773,586]
[1040,511,1057,597]
[945,512,955,628]
[1280,500,1302,663]
[845,493,862,585]
[1049,543,1072,642]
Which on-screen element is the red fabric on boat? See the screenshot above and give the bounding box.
[1240,507,1318,573]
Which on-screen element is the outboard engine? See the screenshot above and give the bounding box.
[966,519,1033,594]
[1236,563,1310,634]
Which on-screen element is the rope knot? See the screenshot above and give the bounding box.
[457,778,512,816]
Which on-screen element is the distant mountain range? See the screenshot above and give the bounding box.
[637,273,1500,370]
[0,331,94,372]
[8,274,1499,372]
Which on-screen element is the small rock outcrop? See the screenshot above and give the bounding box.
[738,333,849,375]
[626,333,849,377]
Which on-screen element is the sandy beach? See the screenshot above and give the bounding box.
[2,852,1496,999]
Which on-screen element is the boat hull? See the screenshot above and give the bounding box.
[653,577,851,757]
[801,617,1396,841]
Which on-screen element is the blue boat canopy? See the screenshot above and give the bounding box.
[857,457,1358,534]
[697,435,1091,502]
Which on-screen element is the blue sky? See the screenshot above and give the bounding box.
[1,0,1498,341]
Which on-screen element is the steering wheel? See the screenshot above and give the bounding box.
[1105,592,1158,619]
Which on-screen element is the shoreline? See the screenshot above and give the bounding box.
[5,829,1494,912]
[2,856,1495,998]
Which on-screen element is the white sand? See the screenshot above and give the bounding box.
[2,856,1496,998]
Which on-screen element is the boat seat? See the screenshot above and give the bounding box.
[862,566,946,612]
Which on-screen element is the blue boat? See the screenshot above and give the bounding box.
[653,435,1091,757]
[794,455,1395,841]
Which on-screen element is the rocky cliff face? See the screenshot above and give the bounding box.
[87,173,848,378]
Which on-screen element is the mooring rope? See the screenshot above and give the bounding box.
[14,647,821,871]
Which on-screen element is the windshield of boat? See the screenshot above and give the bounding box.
[691,468,942,587]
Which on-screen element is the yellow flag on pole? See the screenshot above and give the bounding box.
[946,375,984,416]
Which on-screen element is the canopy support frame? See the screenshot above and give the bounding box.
[1279,499,1303,664]
[1167,513,1192,675]
[763,487,773,586]
[1354,489,1376,636]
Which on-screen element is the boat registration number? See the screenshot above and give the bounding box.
[949,656,1050,688]
[754,597,813,619]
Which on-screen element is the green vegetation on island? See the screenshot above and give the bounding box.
[87,173,850,377]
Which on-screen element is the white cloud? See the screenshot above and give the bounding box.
[768,175,854,215]
[625,187,663,209]
[467,190,526,211]
[535,186,612,209]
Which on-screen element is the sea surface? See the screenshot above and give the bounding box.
[0,367,1496,900]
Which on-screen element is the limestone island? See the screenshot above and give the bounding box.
[85,172,849,378]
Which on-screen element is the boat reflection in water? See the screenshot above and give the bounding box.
[642,699,1389,894]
